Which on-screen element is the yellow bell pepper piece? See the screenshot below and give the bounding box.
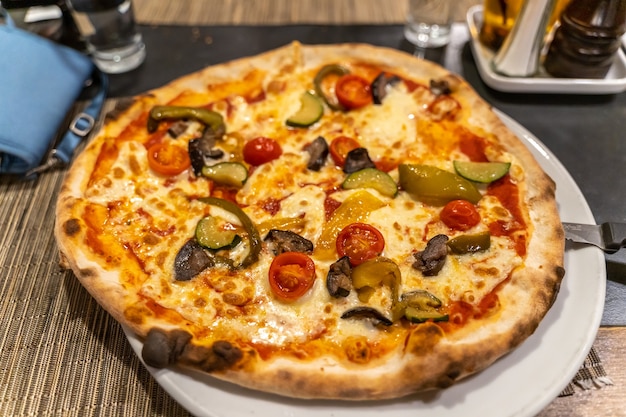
[314,190,385,260]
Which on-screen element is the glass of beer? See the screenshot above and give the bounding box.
[479,0,571,51]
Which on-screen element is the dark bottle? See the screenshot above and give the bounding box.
[544,0,626,78]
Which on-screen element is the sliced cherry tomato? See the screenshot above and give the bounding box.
[335,74,373,110]
[440,200,481,231]
[147,142,191,176]
[268,252,316,302]
[336,223,385,266]
[329,136,360,166]
[243,136,282,166]
[374,157,399,173]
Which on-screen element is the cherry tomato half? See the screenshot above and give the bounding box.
[243,136,282,166]
[374,157,400,173]
[268,252,316,302]
[335,74,373,110]
[329,136,360,166]
[147,142,191,176]
[440,200,481,231]
[336,223,385,266]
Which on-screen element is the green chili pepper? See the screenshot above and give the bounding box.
[198,197,261,268]
[447,232,491,254]
[147,106,225,133]
[398,164,482,205]
[313,64,350,111]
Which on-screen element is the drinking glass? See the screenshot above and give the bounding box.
[404,0,452,48]
[66,0,146,73]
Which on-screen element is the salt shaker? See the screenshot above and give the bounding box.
[544,0,626,78]
[492,0,557,77]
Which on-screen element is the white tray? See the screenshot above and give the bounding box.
[467,5,626,94]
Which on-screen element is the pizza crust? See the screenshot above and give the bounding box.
[55,42,565,400]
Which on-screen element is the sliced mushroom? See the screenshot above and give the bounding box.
[188,125,226,175]
[305,136,329,171]
[371,72,401,104]
[412,234,449,276]
[343,148,376,173]
[167,120,190,138]
[326,256,352,298]
[174,239,214,281]
[264,229,314,255]
[429,79,452,96]
[400,289,443,309]
[341,306,393,326]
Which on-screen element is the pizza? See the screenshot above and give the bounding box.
[54,42,565,400]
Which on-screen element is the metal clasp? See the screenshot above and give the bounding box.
[24,149,63,177]
[69,112,96,137]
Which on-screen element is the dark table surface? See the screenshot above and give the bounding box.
[109,23,626,326]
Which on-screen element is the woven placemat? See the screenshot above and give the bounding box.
[559,347,613,396]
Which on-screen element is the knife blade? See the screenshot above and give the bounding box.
[562,222,626,253]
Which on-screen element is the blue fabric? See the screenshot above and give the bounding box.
[0,22,94,175]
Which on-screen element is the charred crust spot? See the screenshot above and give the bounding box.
[445,366,462,381]
[142,328,192,368]
[180,340,243,372]
[63,219,81,237]
[78,268,97,279]
[212,340,243,365]
[277,369,294,382]
[105,97,137,121]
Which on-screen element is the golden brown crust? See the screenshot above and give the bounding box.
[54,42,565,400]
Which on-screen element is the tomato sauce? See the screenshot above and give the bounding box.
[439,282,505,332]
[245,88,266,104]
[401,78,428,93]
[459,130,489,162]
[142,296,187,325]
[487,175,527,257]
[261,198,281,216]
[324,195,341,220]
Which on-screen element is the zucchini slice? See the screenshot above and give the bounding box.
[201,162,248,188]
[453,160,511,183]
[195,216,240,250]
[404,307,449,323]
[286,92,324,127]
[342,167,398,198]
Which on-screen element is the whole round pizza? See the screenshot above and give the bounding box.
[55,42,565,400]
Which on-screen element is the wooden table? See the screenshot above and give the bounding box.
[1,1,624,416]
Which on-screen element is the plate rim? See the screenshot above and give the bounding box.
[123,110,606,417]
[466,4,626,94]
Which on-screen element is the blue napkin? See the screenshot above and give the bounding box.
[0,15,94,175]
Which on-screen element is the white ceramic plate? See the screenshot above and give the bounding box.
[124,111,606,417]
[467,5,626,94]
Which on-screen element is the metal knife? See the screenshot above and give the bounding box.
[562,222,626,253]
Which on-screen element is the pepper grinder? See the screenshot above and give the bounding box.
[492,0,557,77]
[544,0,626,79]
